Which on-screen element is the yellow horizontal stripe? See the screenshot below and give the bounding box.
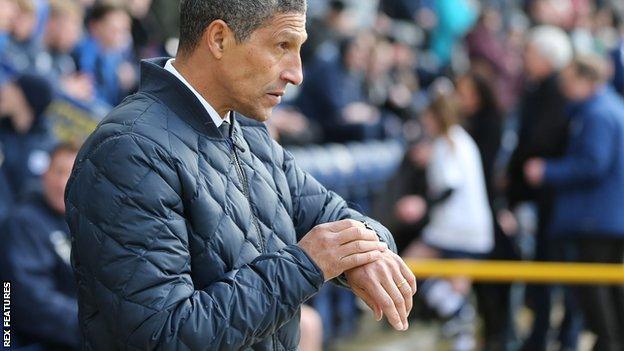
[405,259,624,285]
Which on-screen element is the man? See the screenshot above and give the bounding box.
[0,73,56,201]
[525,55,624,351]
[505,25,580,351]
[36,0,94,102]
[65,1,416,350]
[0,143,79,350]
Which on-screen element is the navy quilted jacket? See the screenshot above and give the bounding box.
[65,58,396,351]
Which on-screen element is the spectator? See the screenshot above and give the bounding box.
[505,25,580,351]
[428,0,478,69]
[525,55,624,351]
[2,0,39,73]
[72,3,136,105]
[36,0,94,102]
[0,143,79,350]
[0,0,18,53]
[456,71,519,351]
[0,73,56,201]
[301,0,353,64]
[297,34,384,143]
[402,92,493,351]
[0,140,12,224]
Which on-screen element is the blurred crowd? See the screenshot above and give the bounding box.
[1,0,624,350]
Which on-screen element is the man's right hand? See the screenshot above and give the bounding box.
[299,219,387,281]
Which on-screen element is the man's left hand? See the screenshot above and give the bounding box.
[524,158,546,186]
[344,251,417,331]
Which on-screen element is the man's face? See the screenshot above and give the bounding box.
[43,150,76,215]
[219,12,307,122]
[524,43,551,81]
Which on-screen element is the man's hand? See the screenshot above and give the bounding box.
[344,251,417,331]
[524,158,546,186]
[299,220,388,281]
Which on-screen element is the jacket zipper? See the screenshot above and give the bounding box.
[229,128,275,351]
[228,132,266,254]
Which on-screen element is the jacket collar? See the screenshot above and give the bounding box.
[138,57,240,139]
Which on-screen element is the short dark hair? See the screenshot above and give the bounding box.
[87,3,127,24]
[178,0,307,54]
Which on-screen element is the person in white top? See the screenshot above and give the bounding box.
[399,92,493,351]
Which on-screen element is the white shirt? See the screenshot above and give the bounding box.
[164,58,230,127]
[422,125,494,254]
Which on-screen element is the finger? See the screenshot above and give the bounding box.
[353,285,383,321]
[379,269,409,330]
[396,255,417,296]
[339,240,387,258]
[324,219,364,233]
[372,280,404,331]
[391,255,416,318]
[336,226,379,244]
[339,250,382,272]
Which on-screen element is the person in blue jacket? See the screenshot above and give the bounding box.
[525,55,624,351]
[0,143,79,350]
[72,3,136,105]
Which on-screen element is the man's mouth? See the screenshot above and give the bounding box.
[266,92,284,105]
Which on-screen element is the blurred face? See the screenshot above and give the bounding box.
[47,14,83,52]
[524,42,552,81]
[559,66,594,101]
[43,150,76,214]
[456,77,481,116]
[0,0,18,31]
[12,9,36,42]
[91,10,131,51]
[219,13,307,122]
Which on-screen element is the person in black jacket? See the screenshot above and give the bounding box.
[506,25,581,351]
[65,1,416,350]
[457,71,521,351]
[0,143,79,350]
[0,73,56,201]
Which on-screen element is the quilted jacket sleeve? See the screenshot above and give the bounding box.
[66,134,324,350]
[276,141,397,253]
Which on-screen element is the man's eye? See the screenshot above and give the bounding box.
[279,42,289,50]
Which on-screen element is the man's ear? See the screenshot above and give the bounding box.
[203,20,236,59]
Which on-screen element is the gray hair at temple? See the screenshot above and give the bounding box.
[178,0,307,54]
[527,25,573,71]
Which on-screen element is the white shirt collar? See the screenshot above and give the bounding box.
[164,58,230,127]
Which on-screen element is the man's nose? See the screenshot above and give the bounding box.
[281,55,304,86]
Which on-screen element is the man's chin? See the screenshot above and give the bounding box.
[242,108,272,122]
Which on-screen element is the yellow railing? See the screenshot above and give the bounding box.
[405,259,624,284]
